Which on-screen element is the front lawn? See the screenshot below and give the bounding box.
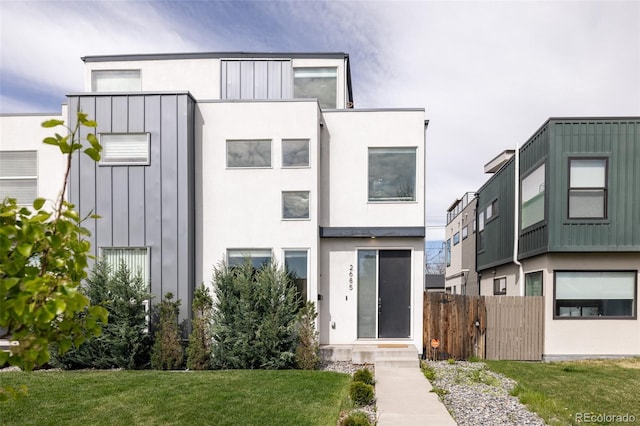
[485,358,640,426]
[0,369,350,426]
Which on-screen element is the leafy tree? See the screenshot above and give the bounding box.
[0,113,107,373]
[295,301,320,370]
[186,284,213,370]
[151,292,183,370]
[51,260,153,370]
[211,258,299,369]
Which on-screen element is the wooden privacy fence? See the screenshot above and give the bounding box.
[423,293,544,361]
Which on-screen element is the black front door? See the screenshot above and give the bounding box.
[378,250,411,338]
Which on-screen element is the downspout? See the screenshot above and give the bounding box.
[513,145,524,295]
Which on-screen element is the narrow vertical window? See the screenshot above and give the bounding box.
[521,164,545,228]
[525,271,543,296]
[284,250,308,303]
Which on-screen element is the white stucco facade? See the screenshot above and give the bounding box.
[0,111,68,210]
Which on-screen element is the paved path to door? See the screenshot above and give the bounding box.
[375,366,458,425]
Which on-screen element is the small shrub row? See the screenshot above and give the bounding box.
[340,368,376,426]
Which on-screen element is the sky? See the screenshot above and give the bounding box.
[1,0,639,241]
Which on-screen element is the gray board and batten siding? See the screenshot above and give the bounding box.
[67,93,196,322]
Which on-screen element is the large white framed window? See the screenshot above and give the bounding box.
[555,271,636,318]
[0,151,37,205]
[282,191,310,220]
[521,164,545,229]
[101,247,149,285]
[284,250,308,303]
[226,140,271,168]
[100,133,150,165]
[227,249,272,269]
[368,147,416,202]
[282,139,310,168]
[293,67,337,109]
[91,70,141,92]
[568,158,607,219]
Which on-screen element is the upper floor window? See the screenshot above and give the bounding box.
[293,67,337,109]
[282,191,310,220]
[486,199,498,221]
[227,249,272,269]
[478,211,485,232]
[446,239,451,267]
[555,271,635,318]
[91,70,141,92]
[462,226,468,240]
[525,271,543,296]
[100,134,150,165]
[453,232,460,246]
[522,164,545,228]
[226,140,271,168]
[568,158,607,219]
[368,147,416,202]
[0,151,37,205]
[282,139,309,168]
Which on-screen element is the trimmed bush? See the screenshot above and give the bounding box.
[295,301,320,370]
[353,368,374,385]
[51,260,152,370]
[151,293,184,370]
[211,258,299,369]
[340,411,371,426]
[349,381,374,406]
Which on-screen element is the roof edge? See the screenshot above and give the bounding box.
[82,51,350,63]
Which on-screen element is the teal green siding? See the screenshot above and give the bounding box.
[477,117,640,271]
[476,159,514,270]
[547,119,640,251]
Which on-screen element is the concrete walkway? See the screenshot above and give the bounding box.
[375,366,457,425]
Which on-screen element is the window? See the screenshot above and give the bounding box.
[486,203,493,221]
[284,250,308,303]
[521,164,545,228]
[91,70,141,92]
[493,277,507,295]
[226,140,271,168]
[472,220,476,233]
[525,271,543,296]
[282,139,309,167]
[368,148,416,202]
[102,247,149,285]
[478,211,485,232]
[293,67,337,109]
[453,232,460,246]
[100,134,149,165]
[446,239,451,267]
[555,271,636,318]
[568,158,607,219]
[282,191,310,219]
[0,151,37,205]
[462,226,468,240]
[227,249,272,269]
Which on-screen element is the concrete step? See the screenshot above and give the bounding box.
[374,346,419,368]
[375,358,419,368]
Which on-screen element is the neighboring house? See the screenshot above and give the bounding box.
[425,274,445,293]
[474,117,640,359]
[444,192,479,295]
[1,52,427,357]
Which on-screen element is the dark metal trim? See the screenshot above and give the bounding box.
[319,226,425,238]
[82,52,350,63]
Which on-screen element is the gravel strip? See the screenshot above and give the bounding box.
[425,360,545,426]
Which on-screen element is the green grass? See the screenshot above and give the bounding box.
[485,358,640,426]
[0,369,351,426]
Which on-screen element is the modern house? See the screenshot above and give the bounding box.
[472,117,640,359]
[444,191,479,295]
[0,52,427,359]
